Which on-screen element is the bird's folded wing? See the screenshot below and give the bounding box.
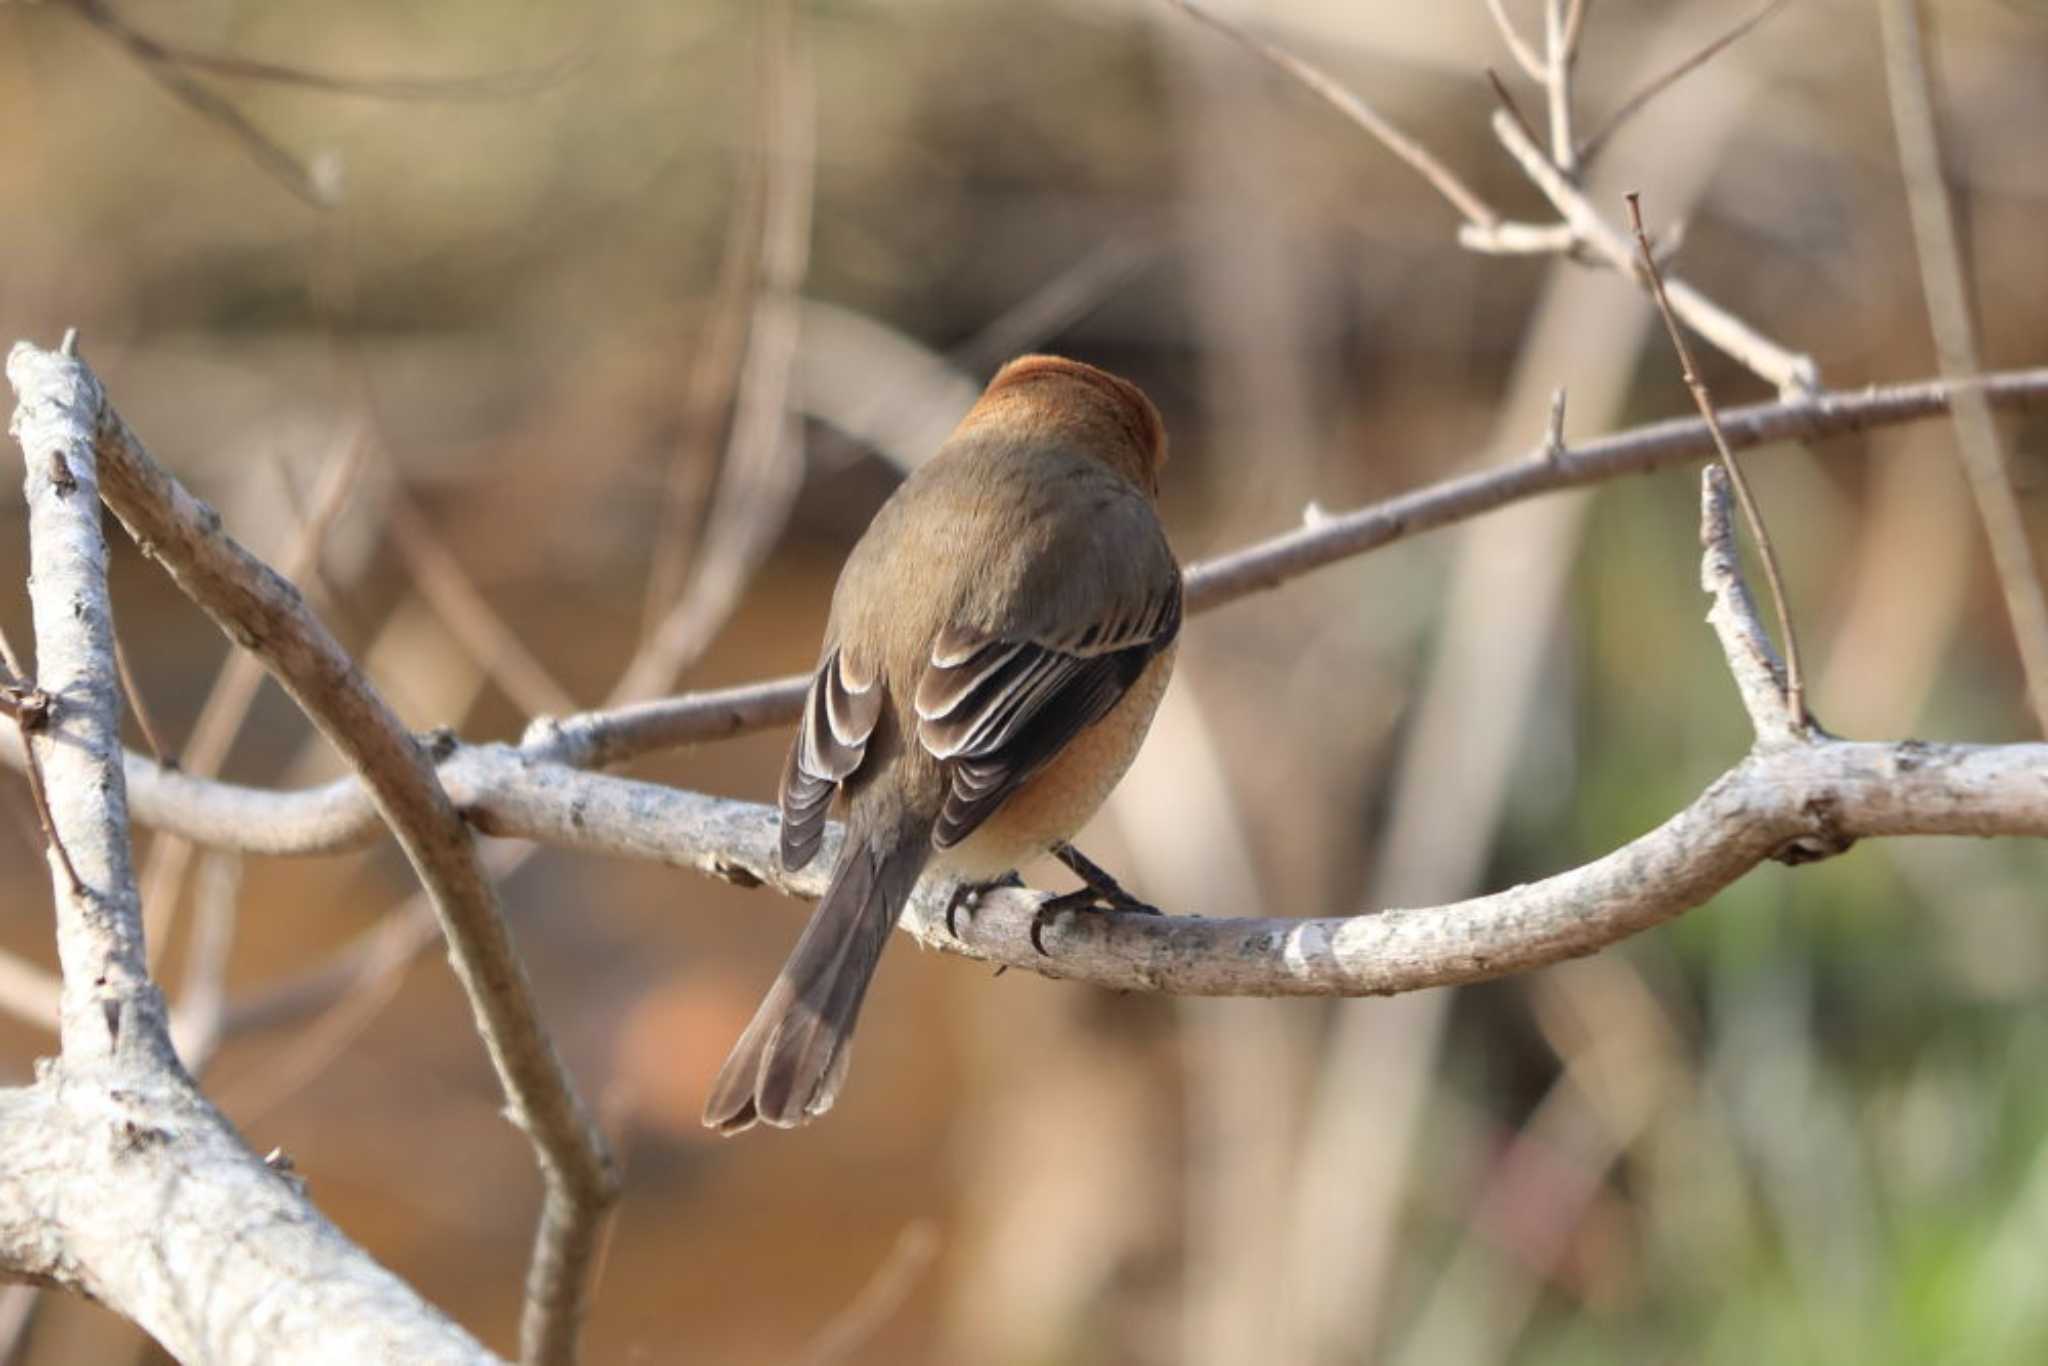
[915,583,1180,849]
[778,644,884,871]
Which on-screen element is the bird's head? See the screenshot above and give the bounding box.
[974,354,1169,497]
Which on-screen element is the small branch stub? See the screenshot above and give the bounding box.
[1629,191,1811,732]
[1699,466,1800,746]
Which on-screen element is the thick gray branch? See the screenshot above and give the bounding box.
[0,1068,495,1365]
[5,342,494,1363]
[9,340,614,1366]
[8,346,166,1065]
[452,738,2048,994]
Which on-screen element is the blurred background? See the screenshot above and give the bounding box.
[3,0,2047,1361]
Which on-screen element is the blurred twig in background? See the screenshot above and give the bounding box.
[1879,0,2048,737]
[1173,0,1819,393]
[52,0,593,207]
[61,345,619,1365]
[612,0,812,706]
[138,431,369,972]
[795,1221,939,1366]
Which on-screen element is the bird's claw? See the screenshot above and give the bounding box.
[1028,886,1161,955]
[943,873,1024,940]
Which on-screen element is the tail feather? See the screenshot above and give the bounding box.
[703,827,930,1133]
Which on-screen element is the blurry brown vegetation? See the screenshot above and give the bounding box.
[4,0,2048,1362]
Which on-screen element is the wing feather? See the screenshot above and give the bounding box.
[919,584,1181,850]
[779,646,884,871]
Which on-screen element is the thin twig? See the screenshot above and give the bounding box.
[1562,0,1589,56]
[1485,0,1549,81]
[218,841,526,1113]
[638,37,770,641]
[13,691,84,896]
[1543,387,1568,460]
[1167,0,1502,230]
[219,910,421,1120]
[0,1285,41,1366]
[74,12,340,207]
[610,0,814,706]
[111,633,171,769]
[1485,68,1544,159]
[1626,193,1807,730]
[384,484,579,718]
[62,0,588,101]
[1542,0,1580,172]
[139,433,370,970]
[582,1083,637,1320]
[1455,220,1580,256]
[221,898,438,1038]
[792,1222,940,1366]
[1491,111,1820,394]
[1878,0,2048,736]
[950,233,1163,376]
[1578,0,1793,166]
[168,850,240,1070]
[0,625,26,684]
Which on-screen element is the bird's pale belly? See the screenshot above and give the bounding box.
[933,645,1176,880]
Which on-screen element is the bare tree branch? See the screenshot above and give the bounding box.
[1578,0,1794,165]
[3,339,497,1363]
[1177,369,2031,609]
[445,729,2045,995]
[1629,192,1808,727]
[8,340,615,1366]
[1700,468,1801,747]
[1542,0,1582,173]
[1164,0,1818,392]
[1487,109,1819,394]
[1484,0,1549,83]
[1166,0,1507,234]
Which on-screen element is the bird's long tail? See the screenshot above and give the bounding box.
[703,824,932,1133]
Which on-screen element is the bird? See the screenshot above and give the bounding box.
[703,354,1182,1134]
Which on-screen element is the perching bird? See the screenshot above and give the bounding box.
[703,354,1181,1133]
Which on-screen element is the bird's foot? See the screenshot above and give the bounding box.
[944,872,1025,940]
[1032,844,1162,954]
